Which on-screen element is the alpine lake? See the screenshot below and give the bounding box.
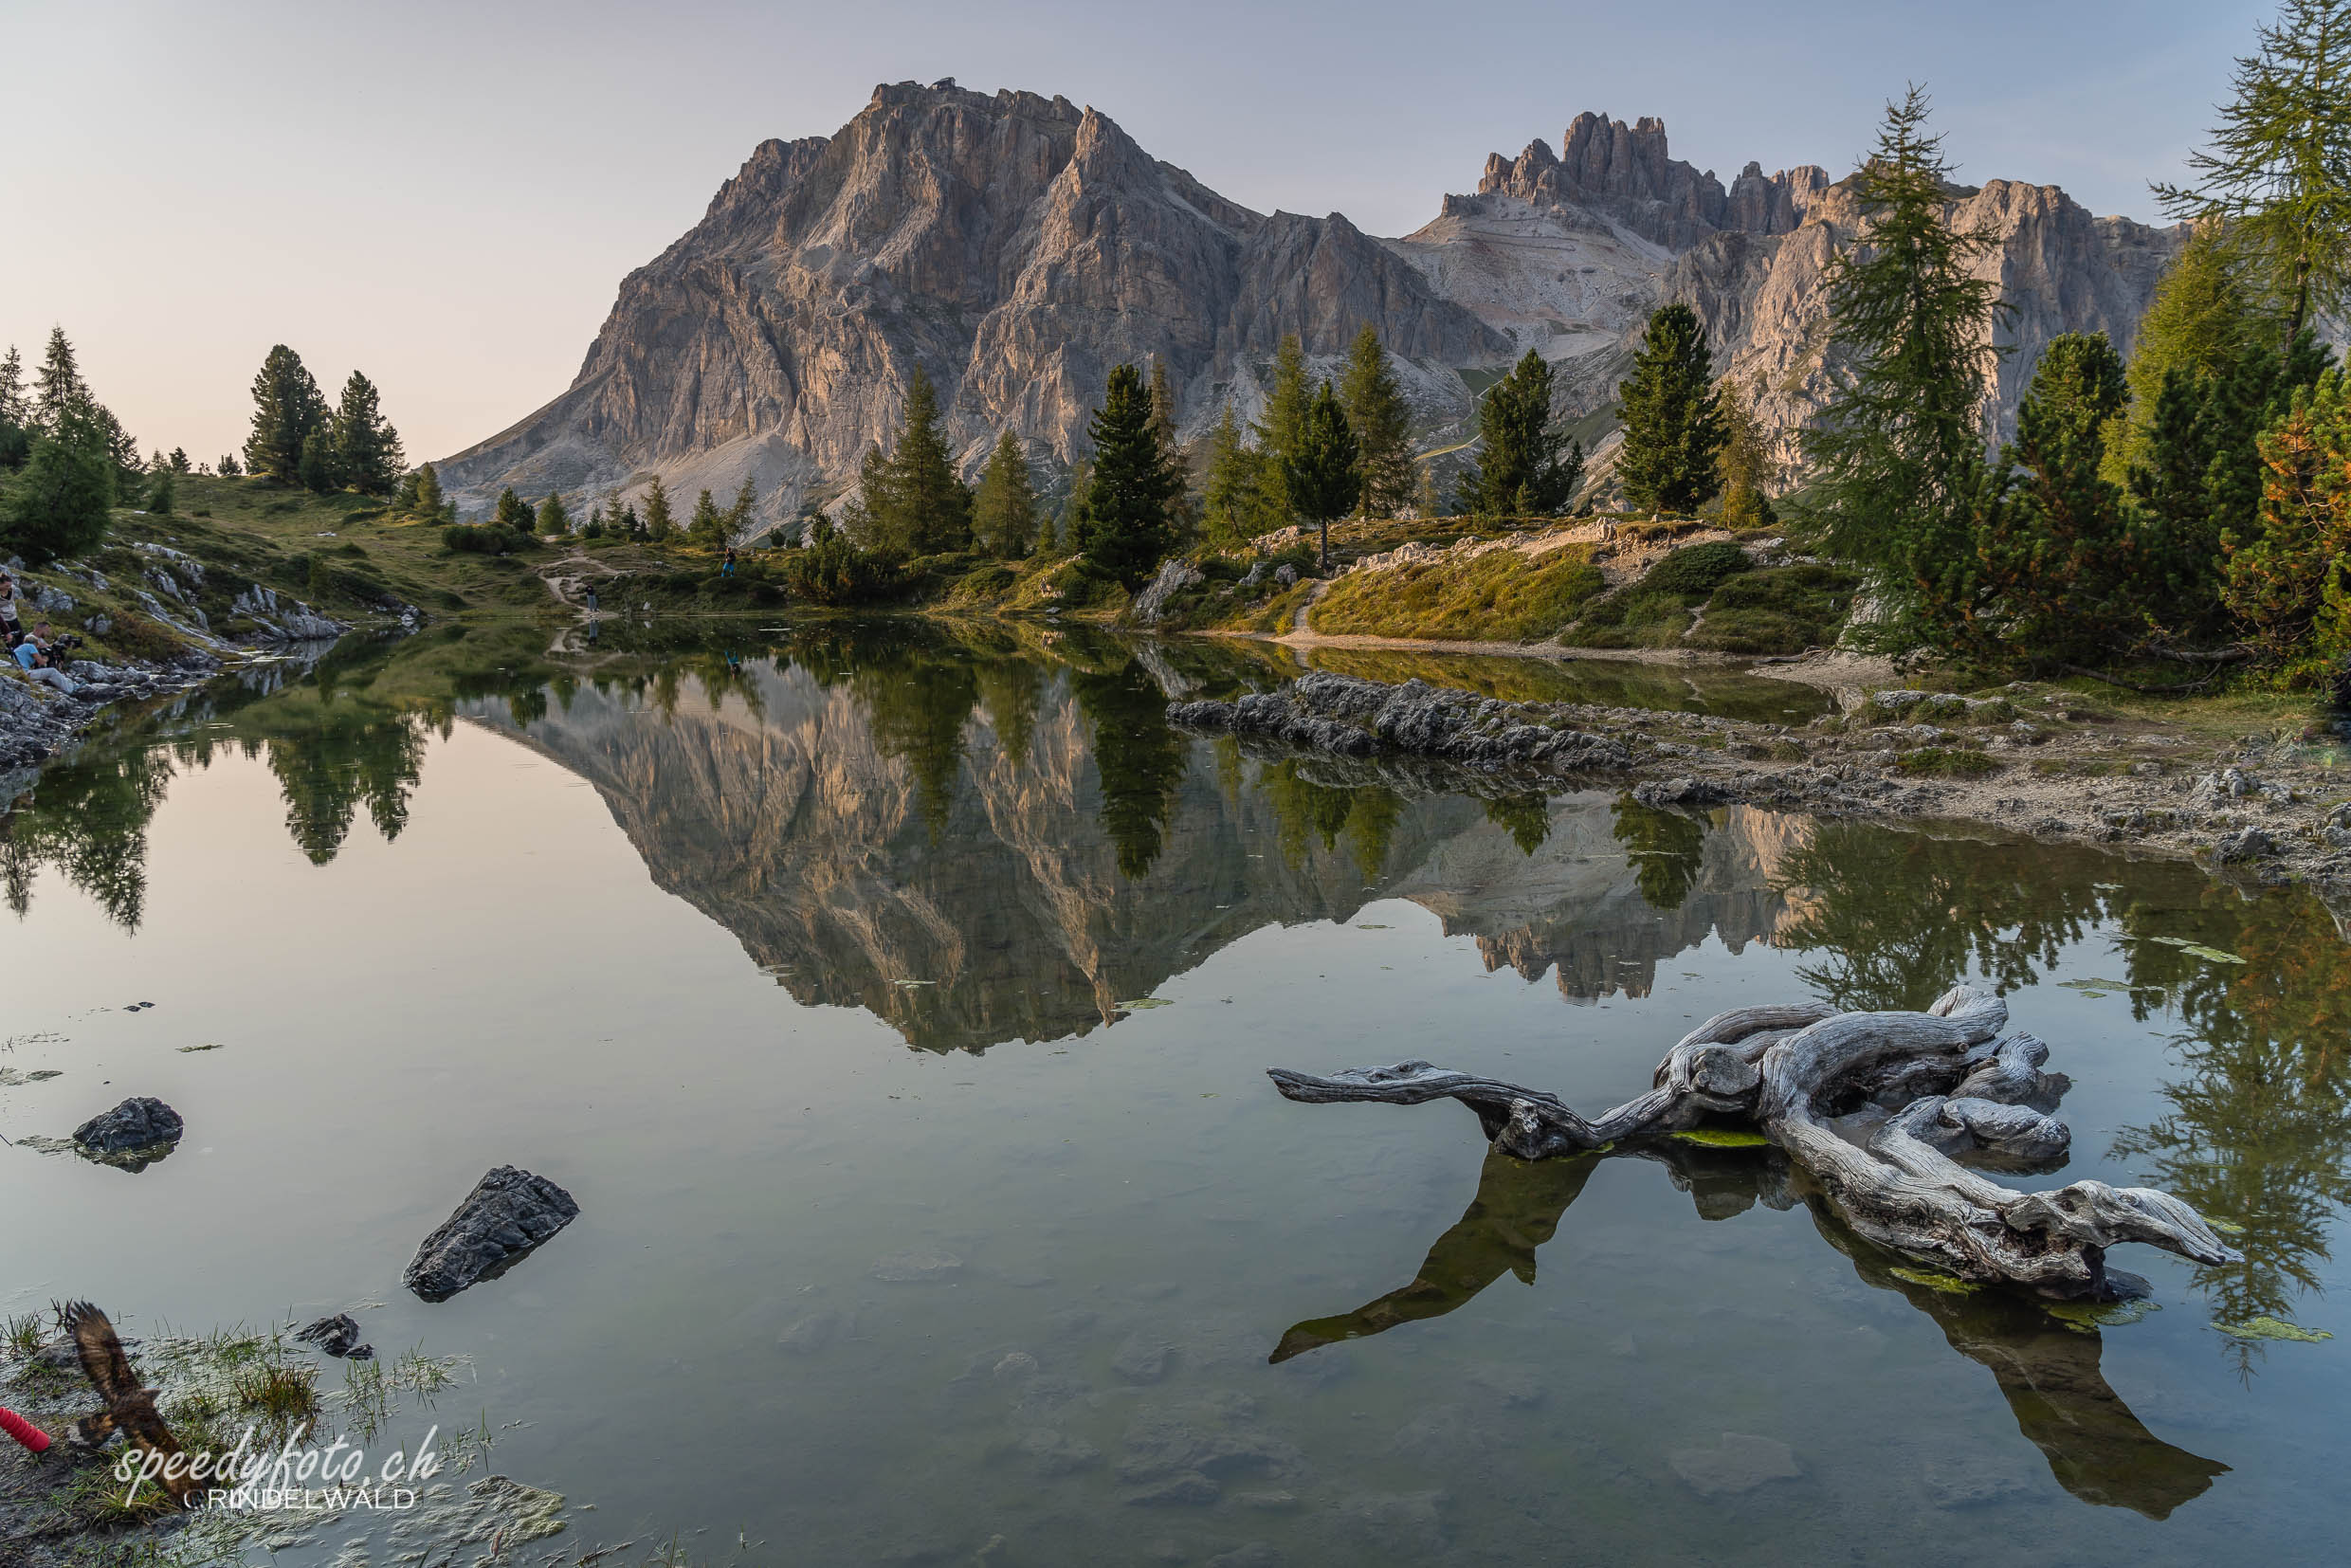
[5,616,2348,1568]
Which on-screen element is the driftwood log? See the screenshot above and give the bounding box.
[1269,984,2241,1301]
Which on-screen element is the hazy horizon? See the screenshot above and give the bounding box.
[0,0,2271,473]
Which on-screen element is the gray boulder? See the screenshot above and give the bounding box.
[403,1166,579,1302]
[72,1096,184,1155]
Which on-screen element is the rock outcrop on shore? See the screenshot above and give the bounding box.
[1169,672,1634,773]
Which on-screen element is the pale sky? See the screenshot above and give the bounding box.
[0,0,2271,468]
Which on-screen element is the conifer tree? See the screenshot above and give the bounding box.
[2221,370,2351,665]
[689,487,725,548]
[299,428,338,492]
[330,372,405,496]
[0,347,27,470]
[1715,380,1777,527]
[974,429,1039,558]
[1254,335,1311,523]
[0,399,115,564]
[495,487,534,531]
[861,367,973,555]
[724,477,758,538]
[2156,0,2351,338]
[1616,303,1727,515]
[246,345,328,483]
[145,467,176,516]
[218,453,243,477]
[1077,364,1181,587]
[1148,356,1181,459]
[1800,87,2007,642]
[538,490,572,535]
[34,327,88,430]
[1199,404,1259,548]
[1338,325,1413,518]
[168,447,190,472]
[1455,350,1582,516]
[642,476,675,540]
[1285,381,1360,569]
[412,462,446,520]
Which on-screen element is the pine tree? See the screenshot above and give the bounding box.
[1455,350,1582,516]
[1077,364,1181,587]
[2221,370,2351,665]
[642,476,675,541]
[245,345,328,483]
[1715,379,1777,527]
[974,429,1039,558]
[1976,333,2143,663]
[0,399,115,564]
[299,427,338,492]
[538,490,572,535]
[1284,381,1359,568]
[412,462,446,520]
[2155,0,2351,338]
[1800,87,2007,643]
[689,487,725,548]
[34,327,88,430]
[0,346,26,471]
[330,372,405,496]
[1148,356,1181,459]
[218,452,243,477]
[1617,303,1728,515]
[1198,404,1260,548]
[168,447,190,472]
[495,487,534,531]
[1253,335,1311,523]
[1339,325,1413,517]
[145,467,176,516]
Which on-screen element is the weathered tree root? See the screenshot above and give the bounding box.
[1269,985,2244,1300]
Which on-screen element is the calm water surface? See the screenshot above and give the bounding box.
[3,622,2346,1566]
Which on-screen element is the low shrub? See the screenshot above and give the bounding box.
[442,523,536,555]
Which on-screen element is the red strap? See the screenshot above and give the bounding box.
[0,1405,51,1453]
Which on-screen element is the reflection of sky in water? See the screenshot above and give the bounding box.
[1,629,2347,1564]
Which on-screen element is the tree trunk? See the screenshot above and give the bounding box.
[1267,985,2241,1300]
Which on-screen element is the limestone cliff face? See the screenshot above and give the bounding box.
[466,662,1803,1051]
[440,87,2184,522]
[436,81,1506,524]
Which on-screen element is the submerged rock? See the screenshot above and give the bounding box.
[403,1166,579,1302]
[71,1096,183,1157]
[297,1313,374,1359]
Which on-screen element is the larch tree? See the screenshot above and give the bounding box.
[1616,303,1727,515]
[1199,404,1259,548]
[34,326,88,430]
[1339,325,1414,518]
[1714,378,1777,528]
[689,487,725,548]
[1077,363,1182,587]
[538,490,572,535]
[974,429,1039,558]
[860,367,973,555]
[642,476,676,540]
[724,477,759,538]
[1254,335,1312,523]
[2156,0,2351,339]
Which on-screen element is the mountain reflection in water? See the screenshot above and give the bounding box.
[7,617,2351,1409]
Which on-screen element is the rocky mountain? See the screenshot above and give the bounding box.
[465,653,1809,1051]
[439,82,2186,526]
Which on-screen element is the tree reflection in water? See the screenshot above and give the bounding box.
[1273,1140,2228,1519]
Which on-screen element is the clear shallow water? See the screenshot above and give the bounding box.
[3,622,2347,1566]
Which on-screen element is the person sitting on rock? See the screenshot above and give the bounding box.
[12,623,80,695]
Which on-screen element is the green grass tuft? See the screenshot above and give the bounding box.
[1310,545,1606,641]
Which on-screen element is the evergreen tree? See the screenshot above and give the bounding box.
[218,452,243,477]
[34,327,88,431]
[1455,349,1583,516]
[642,476,675,541]
[1715,379,1777,527]
[974,428,1039,558]
[298,427,338,492]
[2222,372,2351,668]
[1339,325,1413,517]
[1975,333,2142,663]
[538,490,572,535]
[0,400,115,564]
[96,406,141,494]
[330,372,404,495]
[1254,335,1311,523]
[1285,381,1359,569]
[1616,303,1728,515]
[1198,404,1260,548]
[495,487,534,531]
[2112,226,2265,477]
[245,344,328,483]
[145,467,176,516]
[1800,87,2007,644]
[411,462,446,519]
[168,447,190,472]
[689,487,725,548]
[724,477,758,538]
[0,346,27,471]
[859,367,973,555]
[1077,363,1181,587]
[2155,0,2351,338]
[1148,356,1181,459]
